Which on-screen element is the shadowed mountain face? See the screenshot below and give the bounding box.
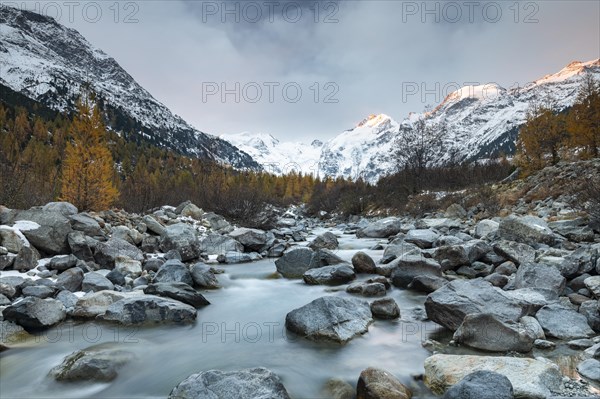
[0,6,260,170]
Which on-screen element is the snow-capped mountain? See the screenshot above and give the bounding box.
[0,6,260,170]
[220,132,322,175]
[223,59,600,183]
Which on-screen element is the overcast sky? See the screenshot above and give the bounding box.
[20,0,600,142]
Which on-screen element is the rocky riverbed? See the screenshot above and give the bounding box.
[1,199,599,398]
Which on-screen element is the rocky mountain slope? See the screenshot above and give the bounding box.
[0,6,260,170]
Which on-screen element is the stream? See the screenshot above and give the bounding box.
[0,229,596,398]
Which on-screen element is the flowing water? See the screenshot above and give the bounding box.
[1,229,597,398]
[0,231,440,398]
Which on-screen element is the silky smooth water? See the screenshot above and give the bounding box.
[0,232,441,398]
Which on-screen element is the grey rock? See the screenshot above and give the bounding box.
[370,297,400,320]
[425,279,530,331]
[495,261,517,275]
[160,223,200,262]
[154,259,193,286]
[0,254,15,270]
[424,354,562,399]
[514,263,566,296]
[67,231,94,261]
[434,245,470,271]
[0,226,26,253]
[535,303,595,339]
[303,264,356,286]
[144,283,210,308]
[168,367,291,399]
[203,212,233,234]
[56,267,84,292]
[114,256,142,278]
[42,202,78,216]
[498,215,558,247]
[390,255,442,288]
[56,290,78,311]
[190,263,220,289]
[22,285,55,299]
[143,215,166,235]
[69,213,104,237]
[308,231,338,250]
[579,300,600,332]
[351,251,377,274]
[72,291,130,318]
[198,233,243,255]
[584,276,600,299]
[82,272,115,292]
[577,359,600,382]
[356,217,402,238]
[48,254,78,272]
[94,238,143,269]
[13,246,39,271]
[49,348,135,382]
[101,295,196,325]
[408,275,448,293]
[484,273,509,287]
[2,297,65,330]
[493,240,536,265]
[453,313,536,352]
[380,241,420,264]
[405,229,440,249]
[275,247,319,278]
[217,251,261,264]
[474,219,499,239]
[105,269,126,286]
[17,211,73,255]
[285,296,372,343]
[442,370,513,399]
[229,228,268,252]
[357,367,411,399]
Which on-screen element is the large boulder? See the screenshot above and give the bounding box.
[82,272,115,292]
[56,267,84,292]
[584,276,600,299]
[535,303,595,339]
[49,348,135,382]
[579,300,600,332]
[285,296,373,343]
[357,367,412,399]
[474,219,499,239]
[168,367,291,399]
[390,255,442,288]
[42,202,78,216]
[154,259,193,286]
[198,233,243,255]
[229,228,268,252]
[514,263,566,296]
[275,247,319,278]
[94,238,143,269]
[493,240,536,265]
[160,223,200,262]
[67,231,94,261]
[425,279,530,331]
[453,313,536,352]
[143,215,166,236]
[380,241,420,264]
[548,219,595,242]
[352,252,377,274]
[190,263,220,289]
[217,251,261,264]
[13,211,73,255]
[308,231,339,250]
[48,254,78,272]
[72,291,130,319]
[203,212,233,234]
[370,298,400,320]
[144,283,210,308]
[405,229,440,249]
[13,246,39,271]
[100,295,196,325]
[303,264,356,286]
[433,245,470,271]
[442,370,513,399]
[424,354,562,398]
[69,213,104,237]
[357,218,402,238]
[0,225,28,253]
[577,359,600,382]
[498,215,558,247]
[2,297,66,330]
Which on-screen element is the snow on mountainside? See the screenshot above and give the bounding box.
[0,6,260,170]
[220,132,323,175]
[224,59,600,183]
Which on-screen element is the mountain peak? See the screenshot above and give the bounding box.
[534,58,600,85]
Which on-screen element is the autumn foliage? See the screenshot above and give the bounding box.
[60,97,119,211]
